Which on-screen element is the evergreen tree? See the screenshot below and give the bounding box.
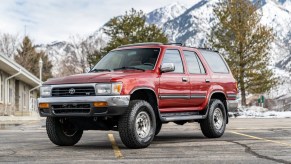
[103,8,168,53]
[15,36,52,81]
[209,0,276,105]
[38,51,53,81]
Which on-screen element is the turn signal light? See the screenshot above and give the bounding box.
[39,103,49,108]
[93,102,108,107]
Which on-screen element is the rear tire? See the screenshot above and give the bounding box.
[200,99,226,138]
[46,117,83,146]
[118,100,156,149]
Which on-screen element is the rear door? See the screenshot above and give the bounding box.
[159,49,191,112]
[183,50,210,108]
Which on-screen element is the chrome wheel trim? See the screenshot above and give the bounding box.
[213,108,223,130]
[135,111,151,139]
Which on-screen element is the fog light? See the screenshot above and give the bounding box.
[39,103,49,108]
[93,102,108,107]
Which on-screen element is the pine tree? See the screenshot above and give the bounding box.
[38,51,53,81]
[15,36,52,81]
[102,8,168,53]
[209,0,276,105]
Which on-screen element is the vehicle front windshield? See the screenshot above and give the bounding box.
[91,48,160,71]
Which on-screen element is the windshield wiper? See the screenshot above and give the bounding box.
[89,68,112,72]
[113,66,145,71]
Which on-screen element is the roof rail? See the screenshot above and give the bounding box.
[118,42,163,48]
[164,43,184,46]
[197,47,218,52]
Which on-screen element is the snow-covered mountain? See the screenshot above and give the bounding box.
[38,0,291,98]
[146,2,188,28]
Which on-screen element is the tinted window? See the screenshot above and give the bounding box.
[184,51,201,74]
[162,49,184,73]
[184,51,206,74]
[200,50,229,73]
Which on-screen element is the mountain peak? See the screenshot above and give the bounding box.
[146,2,187,27]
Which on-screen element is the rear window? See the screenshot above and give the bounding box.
[199,50,229,73]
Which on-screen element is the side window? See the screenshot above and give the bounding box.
[200,50,229,73]
[162,49,184,73]
[184,51,203,74]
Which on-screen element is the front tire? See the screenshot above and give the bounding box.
[200,99,226,138]
[46,117,83,146]
[155,120,162,136]
[118,100,156,149]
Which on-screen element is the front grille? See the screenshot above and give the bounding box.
[52,104,91,114]
[52,86,95,97]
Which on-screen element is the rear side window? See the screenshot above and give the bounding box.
[199,50,229,73]
[184,51,205,74]
[162,49,184,73]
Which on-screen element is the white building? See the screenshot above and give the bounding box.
[0,54,41,116]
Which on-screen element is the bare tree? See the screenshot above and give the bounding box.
[58,34,106,77]
[58,53,82,77]
[0,33,19,58]
[69,35,89,73]
[81,37,105,68]
[69,35,105,71]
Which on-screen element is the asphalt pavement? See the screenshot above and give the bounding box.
[0,118,291,164]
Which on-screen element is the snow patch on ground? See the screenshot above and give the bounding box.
[230,106,291,118]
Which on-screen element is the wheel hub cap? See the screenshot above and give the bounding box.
[135,111,151,138]
[213,108,223,130]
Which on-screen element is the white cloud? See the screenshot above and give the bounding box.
[0,0,196,44]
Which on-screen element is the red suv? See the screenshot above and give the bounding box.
[38,42,238,149]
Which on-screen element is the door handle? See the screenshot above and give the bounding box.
[182,77,188,82]
[205,79,210,83]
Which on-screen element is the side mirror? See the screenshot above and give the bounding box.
[160,63,175,73]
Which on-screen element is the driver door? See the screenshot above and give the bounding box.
[158,49,191,112]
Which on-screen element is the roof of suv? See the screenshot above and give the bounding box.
[116,42,217,52]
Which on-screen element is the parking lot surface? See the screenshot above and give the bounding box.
[0,118,291,164]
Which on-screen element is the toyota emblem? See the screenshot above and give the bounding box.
[68,88,75,94]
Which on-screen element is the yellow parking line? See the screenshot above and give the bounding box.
[231,131,291,147]
[108,134,124,159]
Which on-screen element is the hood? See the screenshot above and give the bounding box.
[44,71,149,85]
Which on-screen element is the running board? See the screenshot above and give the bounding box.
[160,112,207,122]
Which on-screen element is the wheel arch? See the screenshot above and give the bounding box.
[129,87,160,122]
[208,91,229,124]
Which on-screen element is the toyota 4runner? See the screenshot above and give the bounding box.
[38,42,238,149]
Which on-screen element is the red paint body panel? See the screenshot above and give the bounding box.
[44,45,238,113]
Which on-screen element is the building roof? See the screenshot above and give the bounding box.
[0,54,41,87]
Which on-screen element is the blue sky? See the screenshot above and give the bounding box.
[0,0,194,44]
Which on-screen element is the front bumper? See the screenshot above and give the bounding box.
[38,95,130,117]
[226,100,239,112]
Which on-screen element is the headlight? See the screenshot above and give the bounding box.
[40,86,51,97]
[95,82,123,95]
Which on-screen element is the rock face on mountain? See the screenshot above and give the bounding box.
[38,0,291,98]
